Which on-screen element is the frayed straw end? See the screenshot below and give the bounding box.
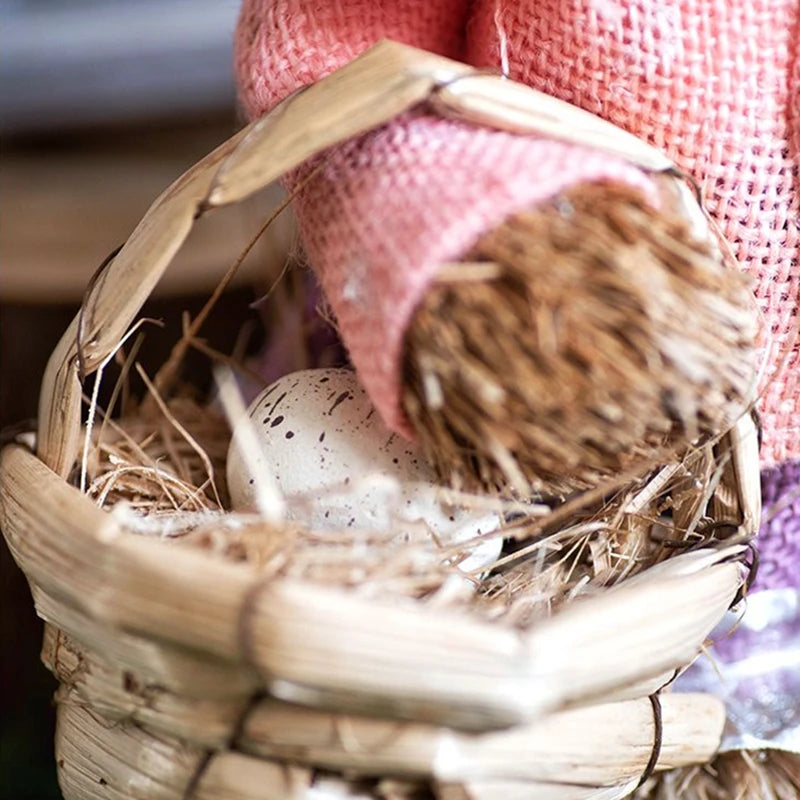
[403,180,759,497]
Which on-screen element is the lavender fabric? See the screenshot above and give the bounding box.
[754,459,800,592]
[674,460,800,753]
[710,458,800,662]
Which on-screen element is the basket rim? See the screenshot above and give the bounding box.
[0,440,743,732]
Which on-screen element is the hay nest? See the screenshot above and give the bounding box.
[639,750,800,800]
[81,387,750,622]
[20,360,751,799]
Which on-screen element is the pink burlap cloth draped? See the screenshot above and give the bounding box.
[235,0,800,466]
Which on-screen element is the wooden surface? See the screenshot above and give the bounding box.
[1,115,293,303]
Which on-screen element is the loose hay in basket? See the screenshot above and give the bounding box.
[0,41,774,800]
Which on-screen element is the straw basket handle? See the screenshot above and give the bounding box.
[36,40,680,477]
[6,40,761,749]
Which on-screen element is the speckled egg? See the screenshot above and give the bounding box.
[227,368,501,566]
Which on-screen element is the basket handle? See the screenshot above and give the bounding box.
[36,40,677,476]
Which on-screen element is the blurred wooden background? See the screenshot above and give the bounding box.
[0,3,292,796]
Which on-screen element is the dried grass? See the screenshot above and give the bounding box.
[77,363,754,626]
[83,395,229,519]
[639,750,800,800]
[403,181,759,497]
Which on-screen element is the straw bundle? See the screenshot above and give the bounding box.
[0,41,767,799]
[404,181,758,495]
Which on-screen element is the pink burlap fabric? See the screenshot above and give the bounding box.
[235,0,800,466]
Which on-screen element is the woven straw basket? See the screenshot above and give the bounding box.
[0,43,762,800]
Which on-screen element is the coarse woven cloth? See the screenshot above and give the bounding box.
[235,0,800,466]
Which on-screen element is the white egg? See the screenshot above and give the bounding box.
[227,368,502,570]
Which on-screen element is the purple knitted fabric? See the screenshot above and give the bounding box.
[754,460,800,592]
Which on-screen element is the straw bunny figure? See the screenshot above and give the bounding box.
[235,0,798,498]
[235,0,800,790]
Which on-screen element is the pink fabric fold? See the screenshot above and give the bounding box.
[466,0,800,466]
[286,115,653,435]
